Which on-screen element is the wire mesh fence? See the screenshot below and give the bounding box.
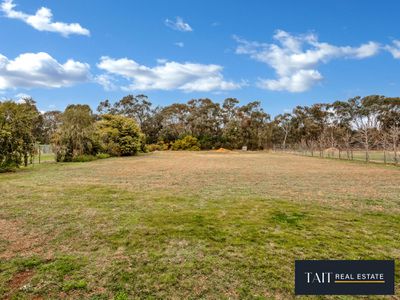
[33,144,55,164]
[272,146,399,165]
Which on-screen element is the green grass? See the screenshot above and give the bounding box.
[32,153,55,164]
[0,151,399,299]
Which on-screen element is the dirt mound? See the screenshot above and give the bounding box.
[215,148,231,153]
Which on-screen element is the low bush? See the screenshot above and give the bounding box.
[71,155,97,162]
[171,136,200,151]
[0,160,19,173]
[147,141,171,152]
[159,141,170,150]
[96,153,111,159]
[147,144,161,152]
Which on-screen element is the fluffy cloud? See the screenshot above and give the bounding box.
[0,52,90,90]
[165,17,192,32]
[1,0,90,37]
[386,40,400,59]
[94,74,118,91]
[14,93,31,103]
[0,92,30,102]
[97,56,241,92]
[235,30,380,92]
[258,70,323,93]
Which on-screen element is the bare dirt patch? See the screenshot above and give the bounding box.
[0,219,50,260]
[8,269,34,290]
[2,269,35,300]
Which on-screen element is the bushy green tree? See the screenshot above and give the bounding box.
[97,114,145,156]
[52,105,99,162]
[0,99,40,171]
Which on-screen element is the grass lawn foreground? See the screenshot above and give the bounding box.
[0,151,399,299]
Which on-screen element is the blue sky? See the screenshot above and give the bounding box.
[0,0,399,115]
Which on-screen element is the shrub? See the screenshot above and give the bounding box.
[97,114,145,156]
[96,153,110,159]
[171,136,200,151]
[159,141,170,150]
[0,161,18,173]
[146,144,161,152]
[146,141,170,152]
[71,155,97,162]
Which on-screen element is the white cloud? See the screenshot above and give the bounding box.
[165,17,192,32]
[14,92,31,103]
[94,74,117,91]
[0,52,90,90]
[258,70,323,93]
[174,42,184,48]
[386,40,400,59]
[0,92,31,103]
[97,56,241,92]
[1,0,90,37]
[235,30,380,92]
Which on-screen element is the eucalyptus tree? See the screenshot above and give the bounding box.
[52,104,99,161]
[97,94,152,129]
[273,113,292,149]
[351,96,382,162]
[237,101,270,150]
[221,98,242,149]
[186,98,223,149]
[290,105,327,155]
[39,110,62,144]
[158,103,191,143]
[378,97,400,164]
[330,100,355,159]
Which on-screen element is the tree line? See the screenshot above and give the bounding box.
[1,94,399,171]
[271,95,399,163]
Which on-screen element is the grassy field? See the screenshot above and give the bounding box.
[33,153,56,164]
[0,151,399,299]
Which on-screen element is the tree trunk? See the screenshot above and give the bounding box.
[393,133,398,165]
[384,150,387,164]
[365,137,370,163]
[282,131,288,150]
